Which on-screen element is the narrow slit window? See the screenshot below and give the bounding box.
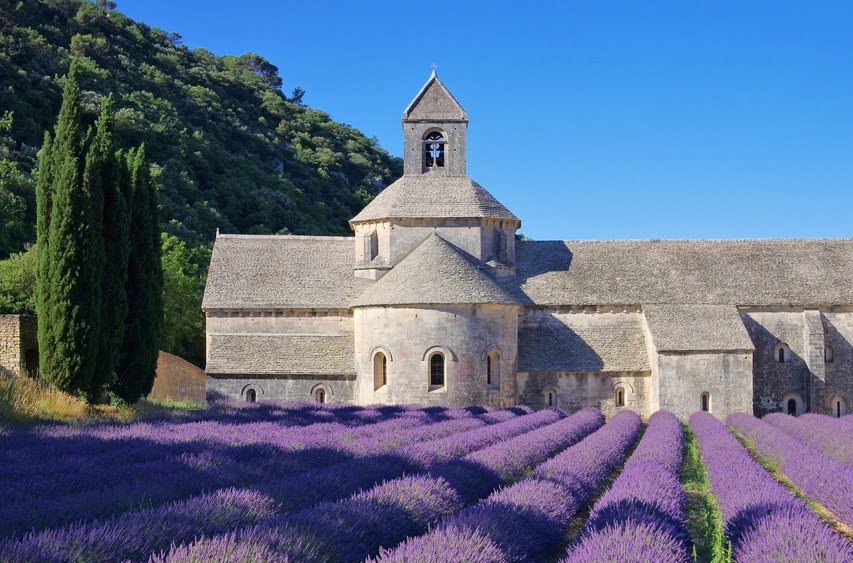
[701,392,710,412]
[616,388,625,407]
[430,353,445,387]
[374,352,387,390]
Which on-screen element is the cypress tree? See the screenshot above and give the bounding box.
[113,145,162,403]
[90,95,129,397]
[35,130,54,381]
[38,60,103,396]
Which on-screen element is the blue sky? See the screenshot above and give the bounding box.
[118,1,853,241]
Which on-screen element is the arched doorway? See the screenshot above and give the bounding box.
[781,393,803,416]
[315,388,326,403]
[245,388,256,403]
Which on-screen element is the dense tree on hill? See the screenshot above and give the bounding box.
[1,0,400,368]
[0,0,401,259]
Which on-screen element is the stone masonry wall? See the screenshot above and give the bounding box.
[823,310,853,416]
[743,310,821,416]
[0,315,37,378]
[205,312,356,402]
[353,304,519,408]
[516,371,652,417]
[207,374,355,404]
[656,351,753,419]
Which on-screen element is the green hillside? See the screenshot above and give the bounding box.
[0,0,402,257]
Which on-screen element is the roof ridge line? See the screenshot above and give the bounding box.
[217,234,355,241]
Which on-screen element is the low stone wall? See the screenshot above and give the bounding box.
[0,315,37,378]
[150,351,206,403]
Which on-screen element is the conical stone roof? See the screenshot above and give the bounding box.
[350,233,520,307]
[350,175,519,224]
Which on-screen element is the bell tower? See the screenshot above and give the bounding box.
[402,70,468,176]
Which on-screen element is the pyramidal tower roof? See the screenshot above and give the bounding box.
[351,234,520,307]
[403,70,468,121]
[350,175,519,224]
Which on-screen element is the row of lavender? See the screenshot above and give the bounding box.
[6,401,848,562]
[728,412,853,529]
[372,410,645,562]
[0,404,516,537]
[762,412,853,466]
[155,408,609,562]
[691,412,853,562]
[563,410,689,562]
[1,406,571,561]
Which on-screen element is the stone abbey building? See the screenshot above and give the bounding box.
[202,72,853,419]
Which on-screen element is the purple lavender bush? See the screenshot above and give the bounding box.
[691,412,853,562]
[0,408,540,561]
[157,409,606,563]
[763,412,853,465]
[371,410,641,563]
[563,410,690,563]
[728,412,853,529]
[0,406,490,537]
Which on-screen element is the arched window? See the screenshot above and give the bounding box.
[423,131,445,168]
[547,390,555,407]
[486,350,500,390]
[701,392,710,413]
[825,345,834,363]
[775,343,790,363]
[833,396,847,418]
[245,388,256,403]
[315,388,326,403]
[374,352,387,390]
[429,353,445,387]
[616,387,625,407]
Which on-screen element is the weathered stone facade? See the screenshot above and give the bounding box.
[0,314,37,379]
[202,72,853,418]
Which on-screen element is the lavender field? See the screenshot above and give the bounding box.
[1,403,851,562]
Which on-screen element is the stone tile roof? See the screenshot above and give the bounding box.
[511,239,853,307]
[350,175,519,224]
[351,234,520,307]
[643,304,755,352]
[518,314,651,373]
[206,334,355,376]
[403,70,468,121]
[202,235,369,310]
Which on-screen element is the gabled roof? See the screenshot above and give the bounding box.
[202,235,369,310]
[206,334,355,376]
[510,238,853,307]
[518,314,651,373]
[351,234,520,307]
[403,70,468,121]
[643,304,755,352]
[350,175,519,224]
